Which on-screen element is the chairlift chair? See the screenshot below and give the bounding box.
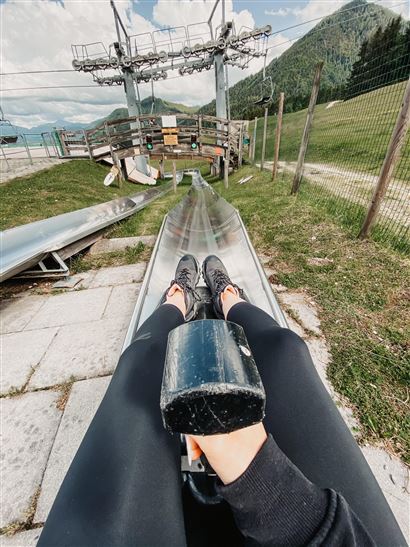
[253,54,274,107]
[254,75,274,106]
[0,107,18,145]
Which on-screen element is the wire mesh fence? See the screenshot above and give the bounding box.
[250,18,410,254]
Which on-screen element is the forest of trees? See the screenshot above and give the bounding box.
[199,2,408,120]
[344,17,410,99]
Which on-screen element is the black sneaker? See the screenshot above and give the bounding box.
[160,255,201,321]
[202,255,246,319]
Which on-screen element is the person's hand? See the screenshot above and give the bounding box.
[187,423,267,485]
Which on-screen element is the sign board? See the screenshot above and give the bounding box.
[243,137,250,145]
[161,115,177,128]
[161,128,179,134]
[164,134,179,146]
[104,165,119,187]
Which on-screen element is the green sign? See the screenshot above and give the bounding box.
[243,137,250,145]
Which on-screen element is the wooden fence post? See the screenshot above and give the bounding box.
[224,120,230,188]
[359,77,410,239]
[238,122,244,167]
[159,155,165,179]
[260,107,269,171]
[251,116,258,163]
[272,92,285,181]
[83,129,93,159]
[291,61,324,194]
[172,160,177,193]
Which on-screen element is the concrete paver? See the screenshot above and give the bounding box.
[282,310,305,339]
[2,261,408,542]
[35,376,111,522]
[362,446,409,539]
[1,328,58,395]
[0,157,67,185]
[23,287,111,330]
[84,263,146,289]
[89,235,156,255]
[52,276,82,289]
[28,318,126,389]
[279,292,322,335]
[0,528,42,546]
[0,296,46,335]
[1,391,61,528]
[103,283,141,327]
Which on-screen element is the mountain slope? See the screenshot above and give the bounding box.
[0,97,199,139]
[200,0,400,118]
[90,97,199,128]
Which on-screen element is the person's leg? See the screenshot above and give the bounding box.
[227,300,405,545]
[38,302,187,547]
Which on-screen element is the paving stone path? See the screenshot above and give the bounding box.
[1,258,408,545]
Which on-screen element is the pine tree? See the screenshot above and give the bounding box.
[344,17,407,99]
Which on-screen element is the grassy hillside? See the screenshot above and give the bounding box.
[201,0,399,119]
[91,97,199,128]
[0,161,153,231]
[251,80,410,178]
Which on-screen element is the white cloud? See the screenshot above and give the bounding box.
[264,8,292,17]
[0,0,267,127]
[290,0,348,24]
[380,0,409,18]
[152,0,254,36]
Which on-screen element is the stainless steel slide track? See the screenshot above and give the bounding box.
[123,173,286,350]
[0,184,171,282]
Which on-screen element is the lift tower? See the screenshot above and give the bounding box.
[71,1,271,177]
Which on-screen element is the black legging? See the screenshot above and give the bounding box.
[38,302,405,546]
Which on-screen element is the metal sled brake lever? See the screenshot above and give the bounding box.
[181,454,216,475]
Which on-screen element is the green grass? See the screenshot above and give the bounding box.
[1,159,408,461]
[0,160,154,230]
[69,241,150,273]
[212,166,409,462]
[251,81,410,179]
[107,177,194,238]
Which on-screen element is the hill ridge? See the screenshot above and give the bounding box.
[199,0,401,118]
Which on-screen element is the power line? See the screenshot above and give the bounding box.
[0,69,76,76]
[266,1,407,53]
[2,84,102,92]
[1,0,406,92]
[1,0,406,78]
[267,0,407,38]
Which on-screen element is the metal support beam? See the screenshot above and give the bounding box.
[214,53,227,120]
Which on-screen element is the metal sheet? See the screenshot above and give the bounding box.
[123,173,286,350]
[0,184,171,282]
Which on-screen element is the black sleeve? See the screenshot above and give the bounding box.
[216,435,375,546]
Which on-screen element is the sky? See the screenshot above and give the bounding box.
[1,0,408,128]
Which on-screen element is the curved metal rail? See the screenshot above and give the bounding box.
[123,173,286,350]
[0,184,171,282]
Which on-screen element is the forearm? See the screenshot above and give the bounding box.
[216,435,375,546]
